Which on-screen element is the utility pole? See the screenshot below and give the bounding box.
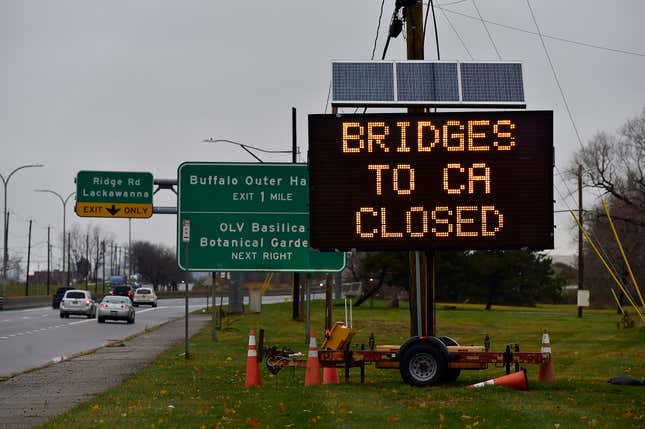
[404,0,435,337]
[116,246,120,276]
[46,226,51,295]
[85,233,89,288]
[95,235,100,293]
[128,218,132,280]
[578,165,584,318]
[67,232,71,286]
[101,240,106,293]
[26,219,32,296]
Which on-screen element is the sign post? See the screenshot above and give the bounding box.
[182,219,190,359]
[176,162,344,272]
[75,171,153,218]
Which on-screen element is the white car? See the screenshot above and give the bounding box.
[59,289,96,319]
[133,287,157,307]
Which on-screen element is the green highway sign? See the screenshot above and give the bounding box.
[177,162,345,272]
[75,171,153,218]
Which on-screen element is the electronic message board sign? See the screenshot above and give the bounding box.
[308,111,553,251]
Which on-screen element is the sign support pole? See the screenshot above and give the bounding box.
[211,272,217,342]
[292,107,301,320]
[184,240,189,359]
[182,219,190,359]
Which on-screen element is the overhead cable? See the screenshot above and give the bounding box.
[437,4,645,57]
[471,0,502,60]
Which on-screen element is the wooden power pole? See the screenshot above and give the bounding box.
[405,0,435,337]
[578,165,584,317]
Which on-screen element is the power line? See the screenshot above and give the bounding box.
[437,4,645,57]
[554,165,627,284]
[323,80,331,114]
[371,0,387,60]
[438,3,474,60]
[424,0,441,60]
[526,0,583,148]
[471,0,502,60]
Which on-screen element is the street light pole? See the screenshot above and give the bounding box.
[34,189,75,286]
[1,164,44,284]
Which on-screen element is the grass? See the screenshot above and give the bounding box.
[41,300,644,429]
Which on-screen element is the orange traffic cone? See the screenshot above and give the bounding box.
[323,367,340,384]
[245,329,262,387]
[305,331,321,386]
[538,329,555,382]
[468,369,528,391]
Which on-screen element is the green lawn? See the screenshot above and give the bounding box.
[41,300,644,429]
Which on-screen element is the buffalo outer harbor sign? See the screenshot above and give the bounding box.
[177,162,344,272]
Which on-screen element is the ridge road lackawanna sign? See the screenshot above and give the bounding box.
[308,111,554,251]
[177,162,345,272]
[75,171,153,218]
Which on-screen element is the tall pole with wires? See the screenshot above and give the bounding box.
[26,219,32,296]
[403,0,435,338]
[47,225,51,295]
[578,165,584,317]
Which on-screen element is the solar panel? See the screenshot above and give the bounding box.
[460,63,524,102]
[332,62,394,102]
[396,62,459,102]
[331,61,525,108]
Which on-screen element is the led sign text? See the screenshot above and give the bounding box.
[308,112,553,251]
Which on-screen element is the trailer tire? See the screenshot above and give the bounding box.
[399,343,447,387]
[438,336,461,383]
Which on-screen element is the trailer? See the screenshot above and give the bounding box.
[264,322,551,387]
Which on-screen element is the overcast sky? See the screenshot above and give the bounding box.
[3,0,644,273]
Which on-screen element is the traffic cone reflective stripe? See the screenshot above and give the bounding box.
[245,330,262,387]
[538,329,555,382]
[305,330,321,386]
[467,369,528,391]
[541,330,552,356]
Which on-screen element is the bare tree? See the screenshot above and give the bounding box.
[131,241,188,291]
[570,107,645,226]
[569,108,645,307]
[67,223,116,284]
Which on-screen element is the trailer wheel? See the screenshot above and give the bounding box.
[438,336,461,382]
[399,343,447,387]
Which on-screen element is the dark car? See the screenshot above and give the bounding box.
[111,285,135,301]
[52,287,74,309]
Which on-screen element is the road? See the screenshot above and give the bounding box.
[0,293,319,378]
[0,297,215,378]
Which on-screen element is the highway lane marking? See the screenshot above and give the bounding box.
[0,305,209,341]
[1,313,53,323]
[68,319,95,326]
[0,321,86,340]
[135,307,162,314]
